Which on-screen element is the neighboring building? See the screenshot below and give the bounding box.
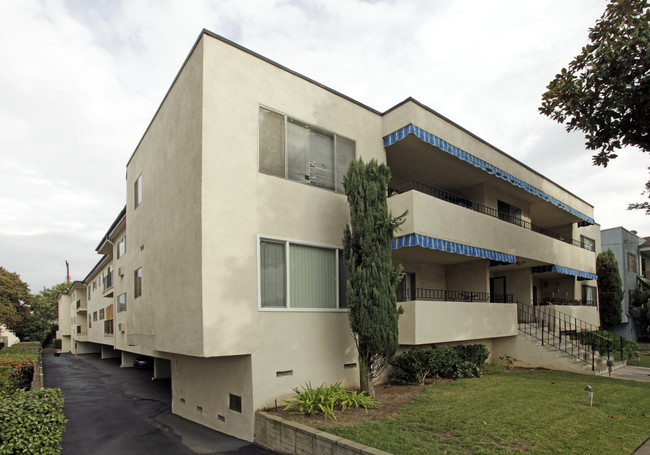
[0,325,20,348]
[601,227,648,340]
[58,30,601,441]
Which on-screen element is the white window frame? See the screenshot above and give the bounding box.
[257,234,348,312]
[257,105,355,194]
[134,174,143,208]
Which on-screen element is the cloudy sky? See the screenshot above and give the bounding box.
[1,0,648,293]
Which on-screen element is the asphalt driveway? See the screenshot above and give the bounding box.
[43,352,277,455]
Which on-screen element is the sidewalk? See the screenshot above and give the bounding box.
[610,366,650,454]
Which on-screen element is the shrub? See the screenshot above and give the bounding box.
[390,344,489,384]
[283,382,378,420]
[0,388,67,454]
[52,339,62,350]
[0,342,40,392]
[571,331,639,360]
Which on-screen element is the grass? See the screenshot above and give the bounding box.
[322,369,650,454]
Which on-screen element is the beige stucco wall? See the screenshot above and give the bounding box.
[399,301,518,345]
[492,269,533,304]
[447,260,489,293]
[125,37,204,356]
[171,354,254,441]
[549,305,600,328]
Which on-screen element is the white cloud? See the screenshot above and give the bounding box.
[0,0,647,292]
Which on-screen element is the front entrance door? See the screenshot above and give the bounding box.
[490,277,506,303]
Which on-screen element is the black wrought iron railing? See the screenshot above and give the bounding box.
[397,288,514,303]
[538,298,597,307]
[104,271,113,291]
[390,179,591,250]
[517,301,616,370]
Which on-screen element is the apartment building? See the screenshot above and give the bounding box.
[601,227,649,340]
[58,30,600,441]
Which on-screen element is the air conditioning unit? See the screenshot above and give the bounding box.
[118,323,125,333]
[118,266,124,277]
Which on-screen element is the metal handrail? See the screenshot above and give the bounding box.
[517,301,615,370]
[391,179,592,250]
[397,288,514,303]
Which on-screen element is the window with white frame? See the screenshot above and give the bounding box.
[581,285,597,306]
[259,238,347,309]
[580,235,595,252]
[117,293,127,312]
[258,107,355,193]
[134,174,143,208]
[134,268,142,298]
[117,236,126,258]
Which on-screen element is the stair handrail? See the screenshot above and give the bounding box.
[516,301,614,371]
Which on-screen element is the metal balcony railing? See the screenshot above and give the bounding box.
[103,271,113,291]
[397,288,514,303]
[539,298,597,307]
[390,179,592,250]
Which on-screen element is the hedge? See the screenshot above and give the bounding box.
[0,389,67,455]
[571,330,639,360]
[0,342,40,394]
[390,344,489,384]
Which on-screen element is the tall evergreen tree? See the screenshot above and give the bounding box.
[597,250,623,329]
[343,159,405,396]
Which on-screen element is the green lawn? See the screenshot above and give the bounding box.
[635,350,650,368]
[323,369,650,454]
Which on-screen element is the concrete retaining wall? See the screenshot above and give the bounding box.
[255,412,391,455]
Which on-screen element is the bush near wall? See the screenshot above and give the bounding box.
[390,344,489,384]
[571,331,639,360]
[52,339,61,350]
[0,342,40,393]
[0,342,67,454]
[0,388,66,455]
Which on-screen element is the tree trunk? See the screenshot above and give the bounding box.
[358,347,375,397]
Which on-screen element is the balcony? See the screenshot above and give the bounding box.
[398,288,513,303]
[103,271,113,292]
[398,298,517,345]
[388,187,597,273]
[391,179,591,250]
[75,300,87,313]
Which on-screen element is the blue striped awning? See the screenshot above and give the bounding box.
[531,264,597,280]
[384,124,596,225]
[392,234,516,264]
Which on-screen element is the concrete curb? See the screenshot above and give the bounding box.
[255,411,391,455]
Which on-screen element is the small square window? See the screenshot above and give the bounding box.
[229,394,242,413]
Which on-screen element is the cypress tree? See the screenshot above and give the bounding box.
[597,250,623,329]
[343,159,405,396]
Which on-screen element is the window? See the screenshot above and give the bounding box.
[259,238,346,309]
[134,268,142,298]
[229,394,242,413]
[93,280,97,290]
[627,253,638,272]
[117,236,126,258]
[87,287,91,300]
[88,315,91,329]
[582,285,597,306]
[99,308,104,320]
[580,235,595,252]
[396,272,416,301]
[117,293,127,312]
[498,200,522,226]
[93,311,97,321]
[104,320,114,335]
[134,174,143,207]
[258,107,355,193]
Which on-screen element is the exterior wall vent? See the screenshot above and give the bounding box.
[276,370,293,377]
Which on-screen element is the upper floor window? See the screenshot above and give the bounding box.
[87,287,91,300]
[117,236,126,258]
[580,235,595,252]
[134,268,143,298]
[627,252,638,272]
[258,107,355,193]
[117,293,127,312]
[134,174,143,207]
[99,308,105,320]
[259,237,347,310]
